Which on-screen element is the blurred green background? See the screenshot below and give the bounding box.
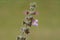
[0,0,60,40]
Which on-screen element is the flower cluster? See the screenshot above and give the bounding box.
[17,2,38,40]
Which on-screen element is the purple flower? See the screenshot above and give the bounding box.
[32,19,38,27]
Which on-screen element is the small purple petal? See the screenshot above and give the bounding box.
[32,22,38,27]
